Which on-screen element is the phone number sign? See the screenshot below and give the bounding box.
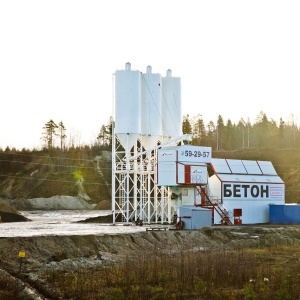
[178,146,212,163]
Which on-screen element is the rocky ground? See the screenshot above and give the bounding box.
[2,197,300,299]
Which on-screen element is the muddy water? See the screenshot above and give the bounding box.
[0,210,146,237]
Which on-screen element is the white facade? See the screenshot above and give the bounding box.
[208,158,285,224]
[141,66,163,149]
[114,62,141,150]
[162,69,182,140]
[155,152,285,225]
[156,145,212,186]
[114,63,182,151]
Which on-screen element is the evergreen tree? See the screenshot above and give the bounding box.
[253,111,270,147]
[182,114,192,134]
[206,121,216,149]
[216,115,225,150]
[192,115,206,145]
[97,116,114,148]
[42,119,58,149]
[97,125,108,146]
[224,119,234,150]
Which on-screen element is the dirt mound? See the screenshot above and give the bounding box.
[0,196,93,222]
[93,199,111,210]
[26,196,93,210]
[3,196,93,211]
[0,211,30,222]
[0,203,30,222]
[77,213,122,223]
[0,203,19,214]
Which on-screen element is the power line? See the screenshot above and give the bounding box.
[0,174,111,186]
[0,151,96,162]
[2,152,300,177]
[2,158,300,174]
[0,159,98,170]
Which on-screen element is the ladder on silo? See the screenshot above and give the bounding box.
[194,185,233,225]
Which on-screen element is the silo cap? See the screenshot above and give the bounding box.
[125,62,131,70]
[166,69,172,77]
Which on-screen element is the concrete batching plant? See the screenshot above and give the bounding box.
[112,62,285,227]
[112,62,185,224]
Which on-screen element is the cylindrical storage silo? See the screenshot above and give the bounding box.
[141,66,163,149]
[114,62,142,151]
[162,69,182,140]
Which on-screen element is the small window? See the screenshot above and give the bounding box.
[182,189,188,196]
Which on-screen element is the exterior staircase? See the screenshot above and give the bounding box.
[194,185,233,225]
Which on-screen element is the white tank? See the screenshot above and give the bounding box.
[114,62,141,150]
[141,66,163,149]
[162,69,182,140]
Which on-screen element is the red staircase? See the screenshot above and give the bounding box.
[194,185,233,225]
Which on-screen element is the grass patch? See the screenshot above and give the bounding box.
[36,244,300,299]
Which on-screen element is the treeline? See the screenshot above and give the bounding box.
[0,118,112,175]
[97,111,300,150]
[1,112,300,153]
[182,111,300,150]
[39,119,112,151]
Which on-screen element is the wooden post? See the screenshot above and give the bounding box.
[18,251,26,273]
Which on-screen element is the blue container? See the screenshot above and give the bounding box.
[178,206,212,229]
[269,204,300,224]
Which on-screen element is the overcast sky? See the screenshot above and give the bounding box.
[1,0,299,150]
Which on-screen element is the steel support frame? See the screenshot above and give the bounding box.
[112,127,191,224]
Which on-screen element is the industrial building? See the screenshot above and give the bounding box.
[112,62,286,228]
[208,158,285,224]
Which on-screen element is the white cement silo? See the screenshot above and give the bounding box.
[141,66,163,149]
[162,69,182,140]
[113,63,183,226]
[114,62,141,151]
